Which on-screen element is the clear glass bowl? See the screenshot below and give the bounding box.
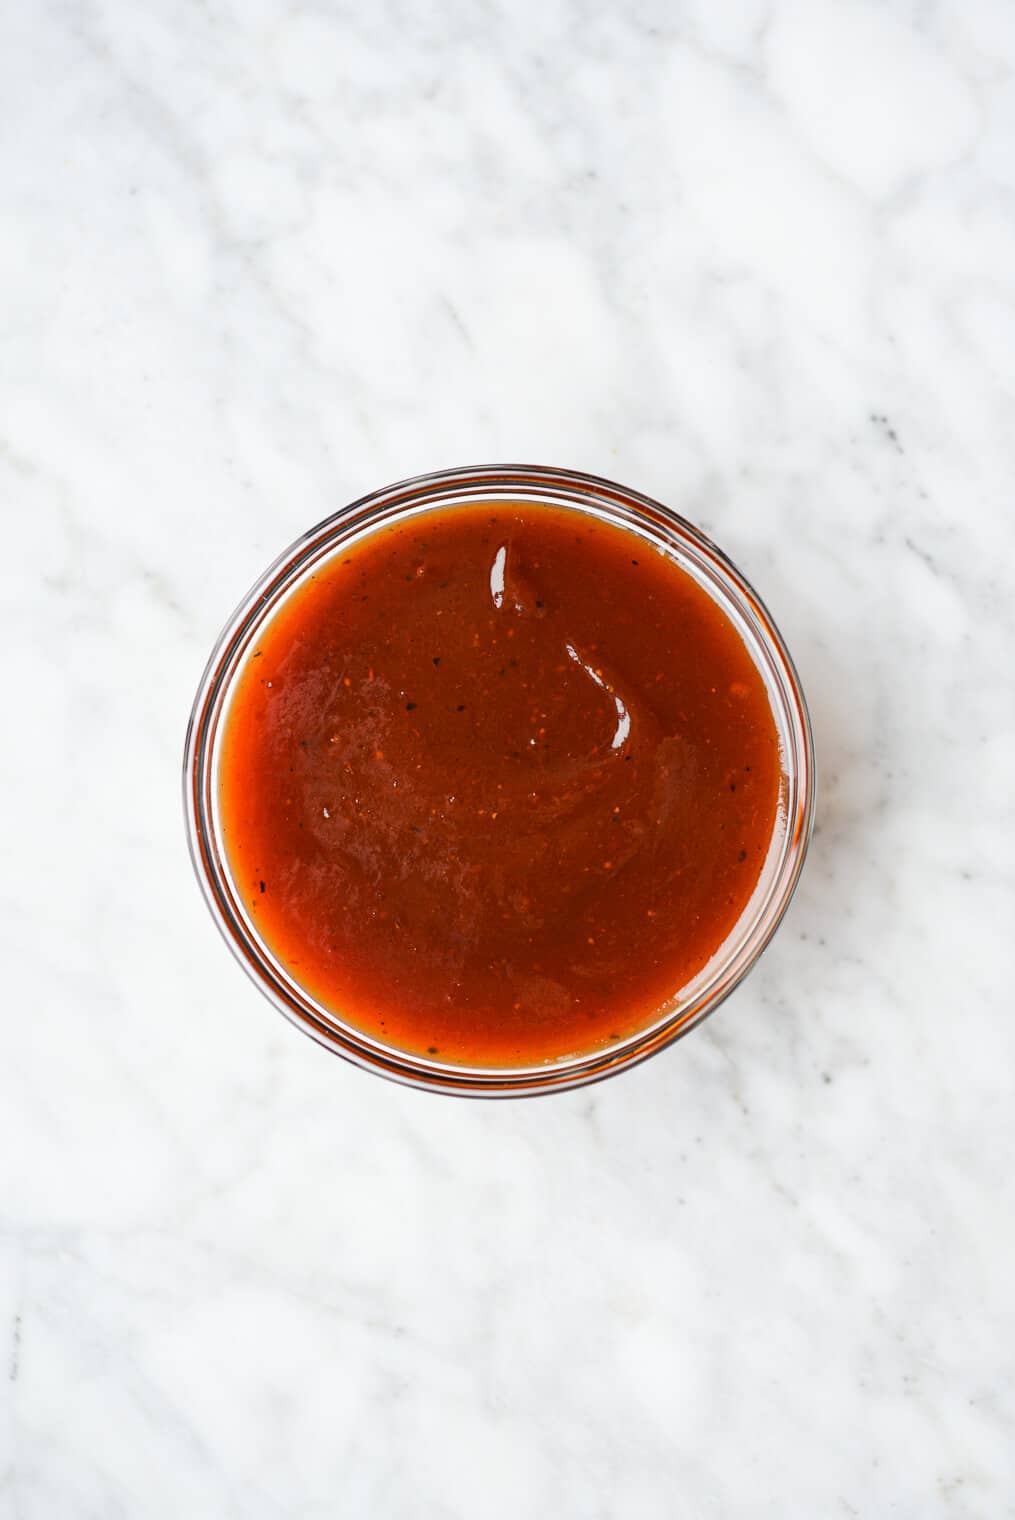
[184,465,815,1097]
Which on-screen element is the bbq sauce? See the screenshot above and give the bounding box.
[218,504,781,1066]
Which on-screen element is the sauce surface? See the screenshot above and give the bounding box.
[218,503,782,1066]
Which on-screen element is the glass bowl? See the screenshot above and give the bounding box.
[184,465,815,1097]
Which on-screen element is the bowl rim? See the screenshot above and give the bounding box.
[184,463,816,1097]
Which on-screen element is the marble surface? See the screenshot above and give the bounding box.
[4,0,1015,1513]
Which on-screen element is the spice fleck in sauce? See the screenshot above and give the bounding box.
[219,504,782,1066]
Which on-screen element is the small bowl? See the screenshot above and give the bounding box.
[184,465,815,1097]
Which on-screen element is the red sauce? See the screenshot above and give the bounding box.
[218,504,781,1066]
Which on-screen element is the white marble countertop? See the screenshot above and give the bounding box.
[4,1,1015,1514]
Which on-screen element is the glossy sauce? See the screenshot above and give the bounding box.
[218,504,782,1065]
